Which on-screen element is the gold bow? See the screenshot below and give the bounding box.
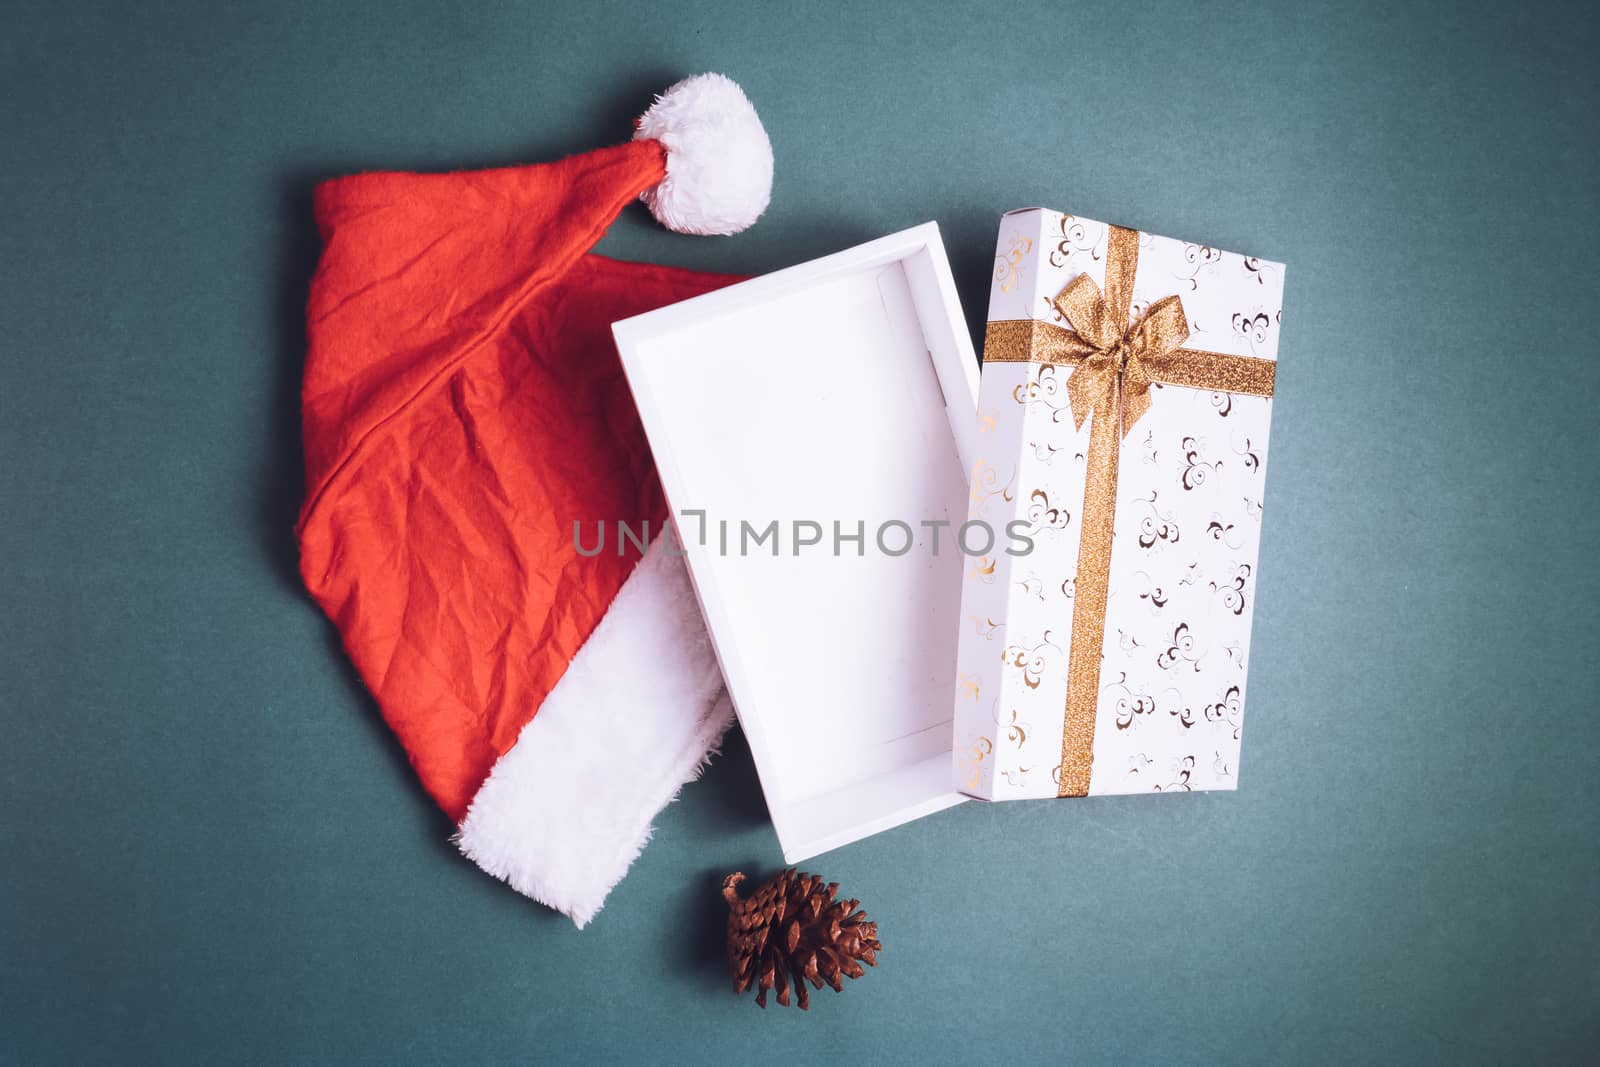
[982,224,1276,796]
[1055,275,1191,437]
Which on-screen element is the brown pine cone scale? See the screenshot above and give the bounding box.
[722,869,881,1010]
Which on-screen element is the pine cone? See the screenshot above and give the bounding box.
[721,869,880,1010]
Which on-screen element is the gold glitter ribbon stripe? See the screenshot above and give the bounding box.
[981,225,1276,797]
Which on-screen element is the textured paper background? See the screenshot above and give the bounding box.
[3,1,1597,1062]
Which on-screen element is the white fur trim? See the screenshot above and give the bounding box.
[634,72,773,236]
[454,534,733,928]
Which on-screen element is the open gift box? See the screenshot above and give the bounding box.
[616,213,1286,856]
[613,224,978,861]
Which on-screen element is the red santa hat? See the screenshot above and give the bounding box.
[296,74,772,927]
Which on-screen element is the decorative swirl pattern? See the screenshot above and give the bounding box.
[1000,633,1062,690]
[1012,364,1073,423]
[1175,243,1222,290]
[961,736,993,791]
[1025,488,1071,534]
[1242,256,1278,287]
[1231,310,1273,357]
[1180,436,1220,491]
[1135,492,1181,549]
[994,233,1032,293]
[1140,428,1159,467]
[997,704,1029,746]
[1201,684,1243,740]
[1155,622,1202,672]
[1210,564,1251,617]
[1104,672,1178,733]
[969,459,1016,508]
[1048,214,1103,267]
[1154,755,1197,792]
[1131,570,1169,612]
[968,615,1003,640]
[1232,433,1260,474]
[1206,513,1245,550]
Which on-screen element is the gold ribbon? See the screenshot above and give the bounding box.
[983,225,1276,796]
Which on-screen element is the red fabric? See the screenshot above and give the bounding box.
[297,143,743,820]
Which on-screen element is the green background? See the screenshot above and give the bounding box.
[4,0,1596,1062]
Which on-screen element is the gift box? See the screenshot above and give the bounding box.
[953,209,1286,800]
[614,224,977,861]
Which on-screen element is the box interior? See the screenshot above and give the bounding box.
[620,235,974,861]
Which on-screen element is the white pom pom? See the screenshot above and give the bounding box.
[634,73,773,236]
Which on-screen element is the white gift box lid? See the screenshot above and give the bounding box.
[613,224,978,862]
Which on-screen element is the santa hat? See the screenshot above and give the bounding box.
[296,74,772,927]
